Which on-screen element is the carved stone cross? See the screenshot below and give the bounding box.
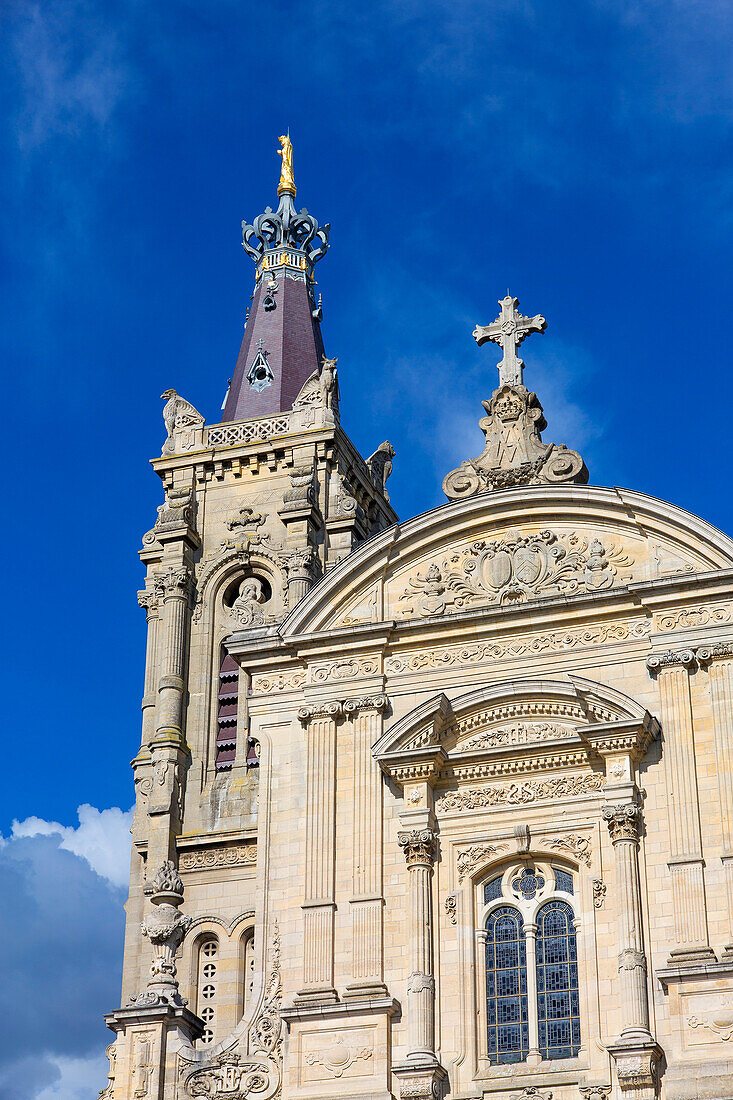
[473,295,547,387]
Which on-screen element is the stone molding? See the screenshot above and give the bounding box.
[437,772,604,812]
[179,843,257,871]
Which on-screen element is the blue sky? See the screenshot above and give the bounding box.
[1,1,732,1095]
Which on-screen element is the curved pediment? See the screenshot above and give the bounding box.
[283,485,733,636]
[372,675,655,764]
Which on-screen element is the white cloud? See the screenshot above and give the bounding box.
[11,803,133,888]
[34,1052,110,1100]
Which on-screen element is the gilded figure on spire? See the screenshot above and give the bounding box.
[277,133,295,196]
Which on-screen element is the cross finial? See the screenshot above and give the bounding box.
[472,294,547,387]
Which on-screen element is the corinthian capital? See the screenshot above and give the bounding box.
[153,565,193,600]
[398,828,437,867]
[646,649,696,675]
[603,802,641,843]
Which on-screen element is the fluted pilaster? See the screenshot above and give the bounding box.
[698,643,733,955]
[344,695,389,995]
[298,702,341,1001]
[647,650,713,961]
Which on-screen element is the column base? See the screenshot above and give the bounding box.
[392,1058,447,1100]
[105,1000,203,1099]
[722,942,733,962]
[344,981,389,1000]
[293,985,339,1006]
[607,1038,662,1100]
[666,944,717,966]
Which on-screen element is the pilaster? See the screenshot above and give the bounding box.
[343,694,389,999]
[697,642,733,959]
[296,702,342,1004]
[646,649,715,963]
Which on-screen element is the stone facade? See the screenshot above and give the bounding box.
[103,157,733,1100]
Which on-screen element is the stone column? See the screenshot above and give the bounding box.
[603,804,652,1042]
[398,828,438,1060]
[603,803,661,1099]
[283,546,318,606]
[344,694,389,997]
[137,587,161,752]
[297,702,342,1002]
[523,922,542,1066]
[147,565,193,869]
[646,650,714,962]
[697,642,733,957]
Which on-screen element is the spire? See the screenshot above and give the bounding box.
[221,137,330,422]
[442,293,588,499]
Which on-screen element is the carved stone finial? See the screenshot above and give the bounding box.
[128,860,191,1009]
[443,297,587,499]
[398,828,437,867]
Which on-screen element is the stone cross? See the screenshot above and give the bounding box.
[473,294,547,387]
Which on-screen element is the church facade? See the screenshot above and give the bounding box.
[102,140,733,1100]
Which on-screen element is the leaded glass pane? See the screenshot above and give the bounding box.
[553,868,574,894]
[485,906,529,1064]
[536,900,580,1060]
[484,876,503,904]
[511,867,545,900]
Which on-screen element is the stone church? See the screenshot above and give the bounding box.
[102,137,733,1100]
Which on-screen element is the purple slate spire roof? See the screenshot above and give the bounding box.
[221,140,330,422]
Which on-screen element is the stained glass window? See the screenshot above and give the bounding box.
[484,876,503,904]
[536,900,580,1060]
[485,906,529,1064]
[511,867,545,900]
[553,868,574,894]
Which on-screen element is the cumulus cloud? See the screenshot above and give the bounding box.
[0,806,130,1100]
[12,803,133,889]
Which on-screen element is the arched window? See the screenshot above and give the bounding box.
[536,900,580,1060]
[482,864,580,1065]
[243,931,255,1015]
[196,937,220,1045]
[485,906,528,1064]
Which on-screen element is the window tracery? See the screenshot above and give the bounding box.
[480,862,580,1066]
[196,937,220,1045]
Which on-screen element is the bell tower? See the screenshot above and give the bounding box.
[102,138,396,1098]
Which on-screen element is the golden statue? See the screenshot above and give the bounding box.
[277,133,295,196]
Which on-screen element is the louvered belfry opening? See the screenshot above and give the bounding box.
[215,653,239,770]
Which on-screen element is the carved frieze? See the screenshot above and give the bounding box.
[386,618,650,674]
[396,530,632,618]
[303,1035,373,1079]
[655,605,731,632]
[310,656,379,683]
[179,843,257,872]
[458,722,577,751]
[437,772,604,812]
[456,843,507,882]
[251,670,306,694]
[541,833,592,867]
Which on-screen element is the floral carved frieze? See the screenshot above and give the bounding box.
[456,843,507,881]
[396,530,633,617]
[437,772,604,812]
[541,834,592,867]
[385,618,650,674]
[444,895,457,924]
[310,656,379,683]
[179,843,257,871]
[251,670,306,694]
[654,605,731,632]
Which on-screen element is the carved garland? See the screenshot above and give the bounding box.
[437,772,604,812]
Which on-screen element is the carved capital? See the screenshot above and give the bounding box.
[646,649,696,675]
[618,948,647,972]
[153,565,193,601]
[603,802,642,843]
[298,701,343,723]
[697,642,733,667]
[343,694,389,716]
[406,970,435,994]
[137,588,159,615]
[398,828,437,867]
